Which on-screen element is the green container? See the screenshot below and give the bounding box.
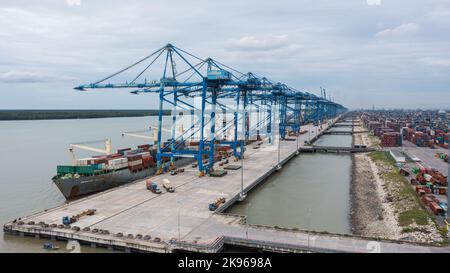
[94,169,105,175]
[57,165,75,175]
[412,167,419,174]
[75,165,95,175]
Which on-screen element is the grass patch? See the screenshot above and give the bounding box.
[369,149,447,242]
[369,151,396,165]
[437,227,450,246]
[401,227,430,234]
[399,209,429,226]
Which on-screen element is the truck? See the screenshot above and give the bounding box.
[163,178,174,193]
[146,180,162,194]
[411,156,421,162]
[208,197,226,211]
[62,209,96,225]
[62,216,76,225]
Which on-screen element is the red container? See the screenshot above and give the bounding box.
[126,154,142,161]
[415,186,424,193]
[88,158,106,165]
[429,202,443,215]
[142,157,155,168]
[129,164,143,172]
[138,144,151,150]
[421,195,432,205]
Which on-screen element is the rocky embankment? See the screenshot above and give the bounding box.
[350,123,444,244]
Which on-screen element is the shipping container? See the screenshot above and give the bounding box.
[75,157,95,166]
[74,165,95,175]
[57,165,75,175]
[138,144,151,150]
[429,202,444,215]
[117,148,131,155]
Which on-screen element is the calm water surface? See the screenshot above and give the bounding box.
[0,116,176,252]
[227,133,353,234]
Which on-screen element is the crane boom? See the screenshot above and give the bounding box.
[122,131,154,140]
[70,144,111,154]
[149,125,171,133]
[69,139,112,165]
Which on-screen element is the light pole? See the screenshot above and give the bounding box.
[240,140,245,201]
[307,208,312,253]
[277,133,281,168]
[276,105,282,170]
[308,124,311,144]
[239,112,246,201]
[178,206,181,242]
[447,122,449,233]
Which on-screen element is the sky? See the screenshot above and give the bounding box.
[0,0,449,110]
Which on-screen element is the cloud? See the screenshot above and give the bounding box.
[421,57,450,67]
[427,8,450,25]
[0,71,74,83]
[0,0,449,109]
[366,0,382,6]
[225,35,290,52]
[66,0,81,6]
[375,23,422,38]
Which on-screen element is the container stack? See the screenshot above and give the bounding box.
[127,154,144,172]
[106,157,128,170]
[141,152,155,168]
[381,132,402,147]
[361,110,449,149]
[374,127,394,137]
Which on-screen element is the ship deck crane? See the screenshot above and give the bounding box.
[69,139,112,165]
[122,129,155,141]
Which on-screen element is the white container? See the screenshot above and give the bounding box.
[75,158,94,166]
[108,158,128,165]
[129,159,143,167]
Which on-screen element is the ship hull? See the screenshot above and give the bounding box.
[53,157,193,199]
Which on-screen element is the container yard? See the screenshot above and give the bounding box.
[355,110,449,241]
[361,110,449,149]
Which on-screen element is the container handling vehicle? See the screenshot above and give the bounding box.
[208,197,226,211]
[62,209,97,225]
[146,180,162,194]
[163,178,175,193]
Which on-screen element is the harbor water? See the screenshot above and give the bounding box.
[227,132,353,234]
[0,116,171,252]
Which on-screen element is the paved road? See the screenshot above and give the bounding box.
[392,141,448,176]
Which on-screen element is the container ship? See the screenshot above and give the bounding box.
[53,142,190,199]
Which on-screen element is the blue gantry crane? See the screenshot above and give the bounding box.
[75,43,346,176]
